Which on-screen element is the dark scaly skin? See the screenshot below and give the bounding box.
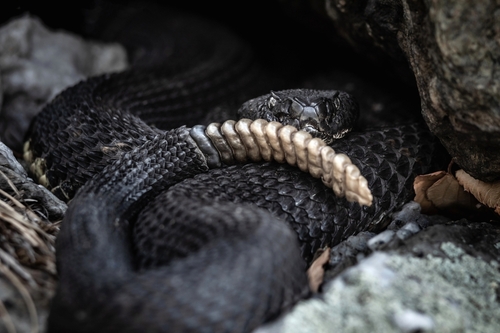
[47,127,309,333]
[25,11,257,200]
[24,5,445,333]
[26,78,441,332]
[22,9,312,332]
[135,123,440,265]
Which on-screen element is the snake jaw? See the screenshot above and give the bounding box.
[300,125,325,142]
[331,128,352,140]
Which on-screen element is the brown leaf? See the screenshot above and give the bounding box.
[456,169,500,214]
[307,247,330,293]
[414,171,448,214]
[414,169,483,217]
[426,173,479,211]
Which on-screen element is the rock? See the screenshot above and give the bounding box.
[255,218,500,333]
[326,201,451,280]
[281,0,500,182]
[0,140,60,333]
[327,231,376,280]
[0,141,67,219]
[367,229,396,251]
[0,15,128,153]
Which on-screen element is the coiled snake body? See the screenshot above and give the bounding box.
[24,5,443,333]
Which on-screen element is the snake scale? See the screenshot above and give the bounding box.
[23,4,444,333]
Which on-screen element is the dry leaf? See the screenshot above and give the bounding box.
[413,171,479,214]
[414,171,448,214]
[307,247,330,293]
[426,173,479,211]
[456,169,500,215]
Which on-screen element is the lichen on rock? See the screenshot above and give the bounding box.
[256,241,500,333]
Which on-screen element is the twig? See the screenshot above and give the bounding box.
[0,262,38,333]
[0,188,42,225]
[0,248,33,284]
[0,169,20,197]
[0,198,49,250]
[0,297,17,333]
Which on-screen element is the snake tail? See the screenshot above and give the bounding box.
[191,118,373,206]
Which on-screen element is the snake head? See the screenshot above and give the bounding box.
[251,89,359,144]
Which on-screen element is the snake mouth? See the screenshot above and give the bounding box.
[301,125,351,145]
[331,128,352,140]
[300,125,325,142]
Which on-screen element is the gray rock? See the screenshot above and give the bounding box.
[0,140,66,219]
[395,221,421,240]
[282,0,500,181]
[256,206,500,333]
[392,309,435,333]
[327,231,376,279]
[0,141,26,176]
[0,15,128,152]
[387,201,422,230]
[367,229,395,251]
[326,201,451,281]
[256,232,500,333]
